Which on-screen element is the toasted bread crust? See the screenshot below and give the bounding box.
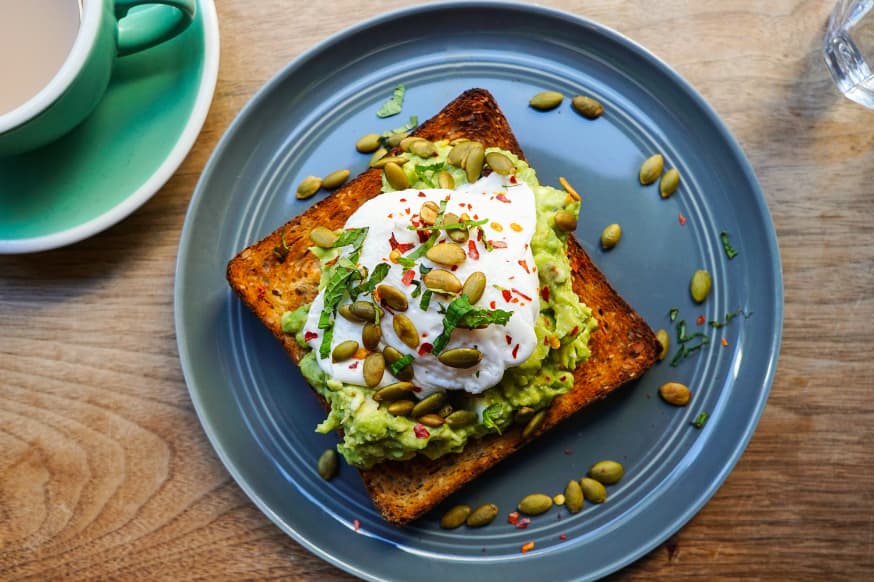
[227,88,659,525]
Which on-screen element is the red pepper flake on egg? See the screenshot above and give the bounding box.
[304,331,318,341]
[467,239,479,260]
[389,232,414,253]
[512,288,532,301]
[512,344,520,358]
[518,259,530,273]
[501,289,512,302]
[418,342,433,356]
[496,193,511,203]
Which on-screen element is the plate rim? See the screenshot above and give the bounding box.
[0,0,221,255]
[175,2,784,580]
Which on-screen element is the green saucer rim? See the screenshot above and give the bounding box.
[0,0,220,255]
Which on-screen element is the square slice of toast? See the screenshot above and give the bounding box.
[227,88,660,525]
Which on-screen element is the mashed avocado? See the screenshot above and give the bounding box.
[282,145,596,469]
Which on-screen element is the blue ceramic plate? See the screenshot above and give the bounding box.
[175,3,782,580]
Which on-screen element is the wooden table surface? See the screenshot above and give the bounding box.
[2,0,871,579]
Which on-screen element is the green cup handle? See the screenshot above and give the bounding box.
[114,0,197,56]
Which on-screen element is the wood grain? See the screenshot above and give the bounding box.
[1,0,872,579]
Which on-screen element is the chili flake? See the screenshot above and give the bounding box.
[570,325,579,336]
[348,361,359,369]
[518,259,530,273]
[512,288,532,301]
[467,239,480,260]
[491,240,507,249]
[507,511,520,525]
[402,269,415,285]
[515,517,531,529]
[418,342,433,356]
[510,175,518,184]
[389,233,414,253]
[679,213,687,225]
[721,337,729,347]
[501,289,512,302]
[540,286,550,301]
[697,314,706,325]
[490,300,497,309]
[353,519,361,532]
[418,191,426,197]
[413,423,429,439]
[559,534,568,541]
[506,335,512,345]
[512,344,520,358]
[521,541,535,553]
[496,193,511,204]
[304,331,318,341]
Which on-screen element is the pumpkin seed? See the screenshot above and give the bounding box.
[355,133,382,153]
[386,131,409,147]
[447,141,475,166]
[517,493,553,516]
[438,404,454,417]
[655,329,670,361]
[440,504,472,529]
[600,223,622,250]
[580,477,607,503]
[554,210,578,232]
[362,322,382,351]
[387,399,414,416]
[332,340,359,362]
[384,162,410,190]
[564,479,584,513]
[409,139,437,158]
[296,176,322,200]
[399,136,425,152]
[373,381,416,402]
[659,168,680,198]
[419,201,439,225]
[309,225,338,248]
[371,155,408,169]
[463,142,485,183]
[383,346,414,381]
[350,300,381,322]
[368,147,388,167]
[322,169,350,190]
[461,271,486,304]
[337,304,356,322]
[422,269,462,294]
[588,460,624,485]
[411,391,446,418]
[529,90,564,111]
[659,382,691,406]
[571,95,604,119]
[363,352,385,387]
[378,283,409,311]
[426,242,466,266]
[443,212,468,243]
[437,347,483,369]
[418,413,445,427]
[485,151,514,175]
[317,449,338,480]
[393,313,420,349]
[521,409,546,439]
[466,503,499,527]
[690,269,712,303]
[639,154,664,185]
[445,409,477,428]
[437,170,455,189]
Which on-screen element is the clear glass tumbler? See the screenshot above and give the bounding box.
[824,0,874,108]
